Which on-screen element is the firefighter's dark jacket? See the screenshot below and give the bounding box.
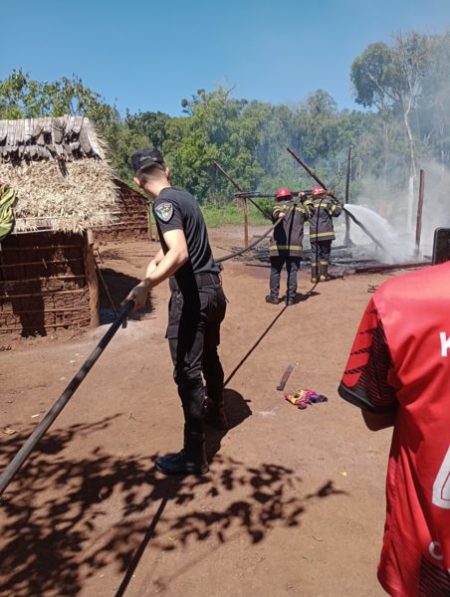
[305,196,342,242]
[270,199,309,257]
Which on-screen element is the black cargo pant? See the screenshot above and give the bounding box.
[166,275,226,435]
[269,256,300,301]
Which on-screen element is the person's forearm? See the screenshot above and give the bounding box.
[143,247,188,288]
[149,248,164,269]
[144,248,164,279]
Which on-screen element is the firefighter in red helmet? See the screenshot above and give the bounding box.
[304,186,342,282]
[266,187,310,306]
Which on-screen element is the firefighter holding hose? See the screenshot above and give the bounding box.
[266,187,309,306]
[126,148,227,476]
[304,186,342,283]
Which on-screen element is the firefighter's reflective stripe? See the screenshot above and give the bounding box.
[270,199,308,257]
[270,244,302,250]
[309,230,336,240]
[306,197,341,241]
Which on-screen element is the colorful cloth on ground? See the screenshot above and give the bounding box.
[283,388,328,409]
[0,185,16,241]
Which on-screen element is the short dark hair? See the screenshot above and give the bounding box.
[135,162,166,185]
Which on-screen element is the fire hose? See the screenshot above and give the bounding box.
[0,300,134,497]
[216,219,281,264]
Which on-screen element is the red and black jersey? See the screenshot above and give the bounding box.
[339,262,450,597]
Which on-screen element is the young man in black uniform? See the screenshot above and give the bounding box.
[126,148,227,475]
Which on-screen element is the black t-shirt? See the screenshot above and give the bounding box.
[152,187,219,290]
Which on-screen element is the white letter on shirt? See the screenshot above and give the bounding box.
[440,332,450,357]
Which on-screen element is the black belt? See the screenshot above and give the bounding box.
[169,272,220,291]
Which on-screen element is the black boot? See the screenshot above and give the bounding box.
[310,265,318,284]
[265,294,280,305]
[156,425,209,475]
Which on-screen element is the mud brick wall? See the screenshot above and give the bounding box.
[94,180,150,242]
[0,231,91,336]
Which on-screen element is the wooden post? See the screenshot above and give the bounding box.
[243,198,249,248]
[83,229,100,327]
[415,169,425,256]
[344,146,352,247]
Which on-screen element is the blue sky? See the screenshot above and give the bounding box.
[1,0,449,116]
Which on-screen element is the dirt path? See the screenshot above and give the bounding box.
[0,228,403,596]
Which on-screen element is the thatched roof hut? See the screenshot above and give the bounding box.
[0,115,120,336]
[0,115,118,233]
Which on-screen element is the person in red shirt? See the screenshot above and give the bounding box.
[338,262,450,596]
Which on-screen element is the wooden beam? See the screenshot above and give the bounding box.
[0,275,86,285]
[243,198,249,248]
[83,229,99,327]
[415,169,425,255]
[1,289,86,299]
[0,244,83,252]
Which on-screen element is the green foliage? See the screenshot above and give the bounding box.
[2,30,450,208]
[201,202,267,227]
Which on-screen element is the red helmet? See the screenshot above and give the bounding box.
[275,187,292,200]
[311,186,326,196]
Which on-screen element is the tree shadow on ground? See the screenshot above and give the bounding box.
[205,388,252,461]
[0,412,348,597]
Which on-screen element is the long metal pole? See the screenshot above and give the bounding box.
[286,148,336,197]
[211,160,270,219]
[0,300,134,497]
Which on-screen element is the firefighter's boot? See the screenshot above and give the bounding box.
[155,424,208,476]
[319,263,329,282]
[265,294,280,305]
[311,265,318,284]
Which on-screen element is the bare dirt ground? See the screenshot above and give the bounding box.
[0,226,405,597]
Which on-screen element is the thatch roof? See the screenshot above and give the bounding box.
[0,115,119,233]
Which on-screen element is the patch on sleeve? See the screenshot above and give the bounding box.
[154,202,173,222]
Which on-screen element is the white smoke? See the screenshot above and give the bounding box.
[343,203,415,264]
[342,158,450,262]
